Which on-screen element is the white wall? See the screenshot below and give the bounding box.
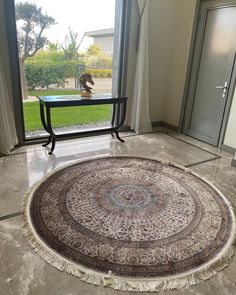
[149,0,176,122]
[164,0,197,126]
[148,0,197,124]
[224,86,236,148]
[125,0,196,125]
[94,36,113,54]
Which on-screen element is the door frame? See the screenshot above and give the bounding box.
[180,0,236,147]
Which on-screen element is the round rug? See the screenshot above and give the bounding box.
[23,157,235,292]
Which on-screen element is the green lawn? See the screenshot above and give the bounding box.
[23,101,111,131]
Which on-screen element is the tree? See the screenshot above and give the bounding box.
[62,28,84,60]
[16,2,56,63]
[47,42,60,51]
[86,44,102,56]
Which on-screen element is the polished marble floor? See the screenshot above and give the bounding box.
[0,130,236,295]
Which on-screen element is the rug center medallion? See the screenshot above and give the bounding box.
[107,184,154,209]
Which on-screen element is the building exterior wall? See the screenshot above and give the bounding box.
[94,36,114,54]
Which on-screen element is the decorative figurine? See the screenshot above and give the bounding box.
[79,72,95,98]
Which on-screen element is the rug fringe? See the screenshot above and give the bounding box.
[21,220,236,292]
[22,156,236,292]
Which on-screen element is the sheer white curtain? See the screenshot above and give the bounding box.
[130,0,152,134]
[0,46,18,155]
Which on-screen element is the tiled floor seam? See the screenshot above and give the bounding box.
[184,156,221,168]
[0,211,23,222]
[161,131,221,158]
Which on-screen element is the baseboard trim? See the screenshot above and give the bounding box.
[151,124,236,157]
[152,121,179,132]
[231,158,236,168]
[221,144,236,155]
[119,125,130,132]
[151,121,162,127]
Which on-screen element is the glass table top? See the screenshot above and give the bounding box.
[38,93,113,103]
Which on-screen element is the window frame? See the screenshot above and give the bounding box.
[4,0,131,145]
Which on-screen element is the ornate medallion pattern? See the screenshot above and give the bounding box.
[30,157,233,277]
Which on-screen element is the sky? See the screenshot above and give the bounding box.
[15,0,116,52]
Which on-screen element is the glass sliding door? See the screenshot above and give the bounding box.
[14,0,117,139]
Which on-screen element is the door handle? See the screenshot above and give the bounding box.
[216,82,228,98]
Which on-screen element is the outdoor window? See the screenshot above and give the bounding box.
[14,0,117,139]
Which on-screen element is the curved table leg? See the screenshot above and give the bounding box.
[111,104,116,127]
[112,101,127,143]
[48,137,56,155]
[114,130,125,142]
[42,136,52,147]
[39,102,57,154]
[46,107,57,155]
[40,103,52,147]
[116,101,127,129]
[111,104,116,138]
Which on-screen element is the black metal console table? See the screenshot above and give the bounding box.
[37,94,128,154]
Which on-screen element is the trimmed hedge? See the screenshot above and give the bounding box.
[86,68,112,78]
[25,61,75,89]
[29,51,66,63]
[24,52,113,89]
[85,56,112,69]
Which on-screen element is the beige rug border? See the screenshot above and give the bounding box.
[22,156,236,292]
